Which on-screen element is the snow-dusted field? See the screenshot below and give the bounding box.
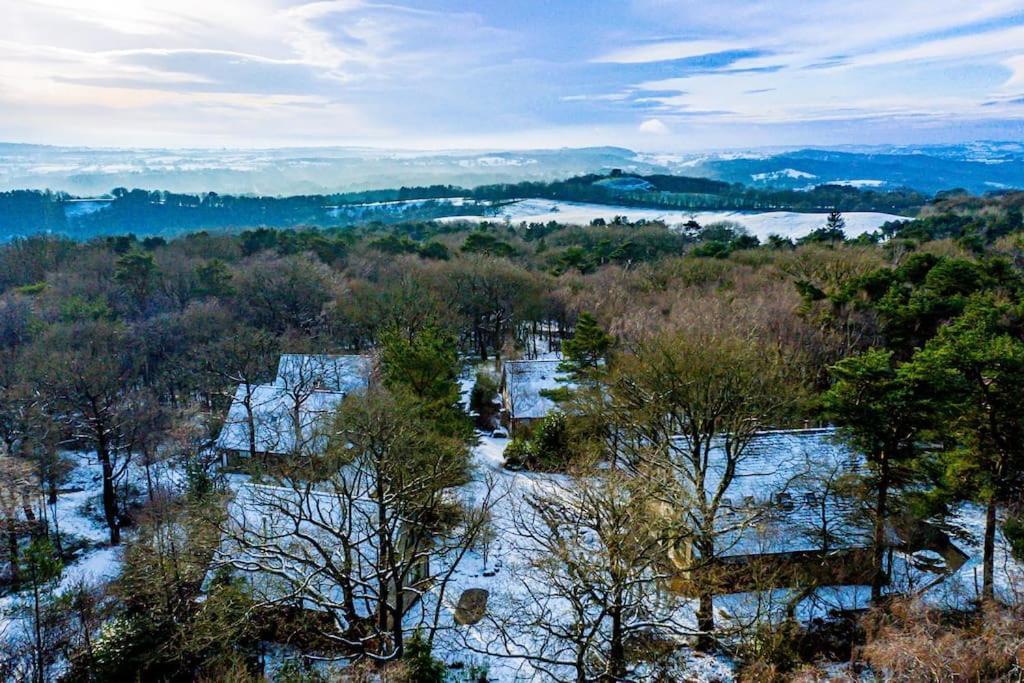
[438,198,906,240]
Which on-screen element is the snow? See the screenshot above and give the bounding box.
[829,179,887,188]
[1,451,181,641]
[501,359,568,420]
[751,169,817,181]
[216,384,345,456]
[274,354,371,394]
[436,198,904,240]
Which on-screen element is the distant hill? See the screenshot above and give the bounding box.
[2,142,1023,196]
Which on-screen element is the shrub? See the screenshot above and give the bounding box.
[469,372,499,429]
[859,598,1024,682]
[503,437,535,470]
[404,630,446,683]
[736,620,802,681]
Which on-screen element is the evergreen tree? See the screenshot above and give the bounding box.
[826,207,846,233]
[379,325,472,440]
[559,312,613,382]
[823,349,936,600]
[913,296,1024,600]
[20,536,62,683]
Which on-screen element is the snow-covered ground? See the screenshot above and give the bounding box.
[437,198,905,240]
[0,452,181,641]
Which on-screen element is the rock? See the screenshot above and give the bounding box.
[454,588,489,626]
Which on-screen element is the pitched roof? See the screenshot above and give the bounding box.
[275,354,372,394]
[688,429,867,557]
[216,384,344,456]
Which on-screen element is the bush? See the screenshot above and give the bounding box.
[860,598,1024,681]
[532,412,570,469]
[469,372,499,429]
[503,437,535,470]
[404,630,446,683]
[736,620,802,681]
[502,413,571,471]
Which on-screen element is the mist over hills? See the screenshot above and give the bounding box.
[3,142,1023,197]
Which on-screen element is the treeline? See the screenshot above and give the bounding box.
[467,172,928,213]
[0,171,931,241]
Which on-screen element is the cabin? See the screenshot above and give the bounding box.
[662,429,967,596]
[215,354,372,463]
[499,359,569,433]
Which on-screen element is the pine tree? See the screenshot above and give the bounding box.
[913,296,1024,600]
[559,312,612,382]
[826,207,846,233]
[823,349,935,600]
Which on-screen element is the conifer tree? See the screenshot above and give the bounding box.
[559,312,612,382]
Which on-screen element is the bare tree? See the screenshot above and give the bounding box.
[206,328,278,461]
[470,463,690,682]
[217,387,494,662]
[605,331,799,649]
[23,320,140,545]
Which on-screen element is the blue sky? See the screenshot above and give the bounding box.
[2,0,1023,149]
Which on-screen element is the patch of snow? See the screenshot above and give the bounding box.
[751,168,817,181]
[827,179,887,188]
[437,199,903,240]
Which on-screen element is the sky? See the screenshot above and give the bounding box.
[1,0,1023,150]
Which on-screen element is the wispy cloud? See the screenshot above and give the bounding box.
[593,40,747,64]
[0,0,1022,148]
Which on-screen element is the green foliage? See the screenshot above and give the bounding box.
[20,536,63,588]
[559,312,612,382]
[691,240,732,259]
[193,258,234,298]
[58,295,115,323]
[380,325,472,440]
[798,226,846,245]
[13,282,47,295]
[823,348,936,468]
[404,630,446,683]
[736,620,803,677]
[461,231,515,257]
[114,249,158,300]
[913,296,1024,506]
[502,436,535,470]
[1004,514,1024,562]
[469,371,499,428]
[418,240,451,260]
[184,456,216,501]
[503,413,571,471]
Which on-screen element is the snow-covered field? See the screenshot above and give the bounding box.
[438,198,906,240]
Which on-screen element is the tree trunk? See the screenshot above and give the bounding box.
[33,577,44,683]
[871,462,889,601]
[245,391,258,461]
[982,496,997,601]
[6,523,18,585]
[607,602,625,681]
[144,456,154,502]
[696,593,715,651]
[97,432,120,546]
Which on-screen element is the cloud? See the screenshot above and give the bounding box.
[2,0,1023,148]
[593,39,746,64]
[638,118,670,135]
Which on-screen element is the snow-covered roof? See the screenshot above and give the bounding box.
[215,384,345,456]
[502,359,570,420]
[275,354,371,395]
[686,429,867,557]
